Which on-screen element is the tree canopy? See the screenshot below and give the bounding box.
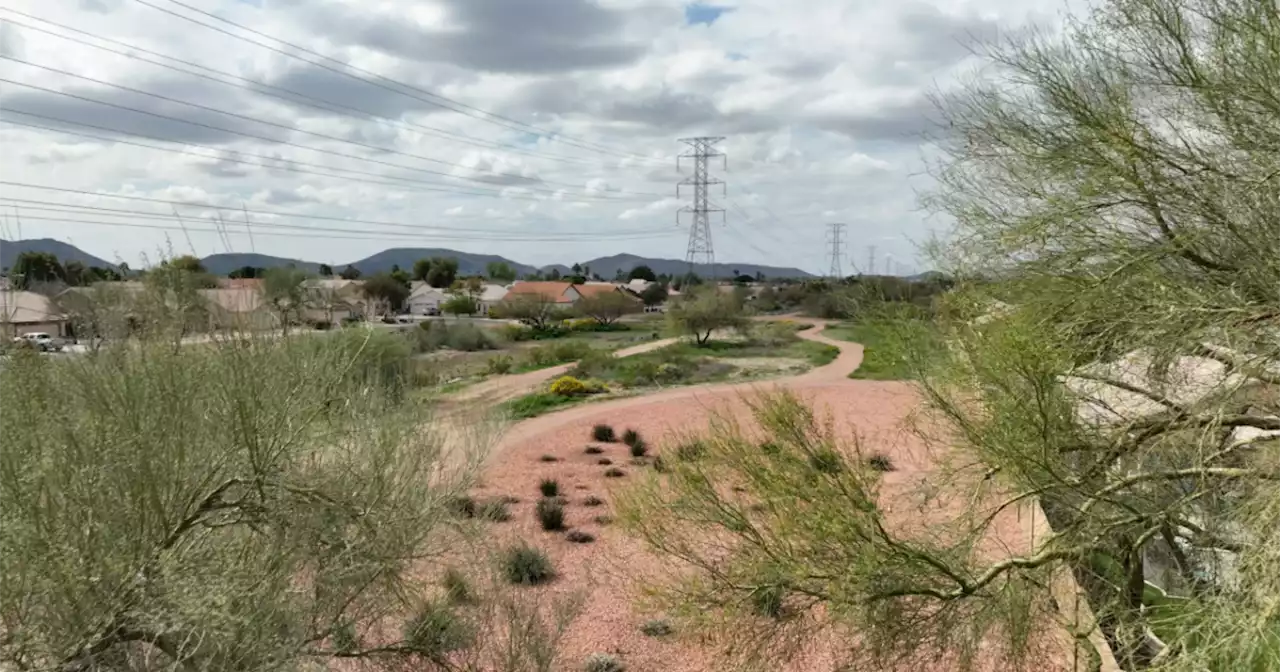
[665,286,747,345]
[627,265,657,282]
[574,290,638,325]
[10,251,65,288]
[338,264,361,280]
[486,261,517,283]
[414,257,460,288]
[361,273,410,313]
[496,293,564,331]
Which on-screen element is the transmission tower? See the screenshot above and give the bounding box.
[825,223,847,279]
[867,245,877,276]
[677,137,726,277]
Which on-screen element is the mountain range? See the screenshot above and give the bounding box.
[2,240,815,280]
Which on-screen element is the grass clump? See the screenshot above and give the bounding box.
[582,495,605,507]
[622,428,640,446]
[591,424,617,442]
[604,468,625,478]
[597,458,613,466]
[478,499,511,522]
[441,567,476,605]
[626,431,648,458]
[593,515,613,526]
[675,440,706,461]
[538,478,560,497]
[640,619,674,637]
[809,449,843,474]
[539,454,560,462]
[536,498,566,531]
[866,452,896,472]
[565,529,596,544]
[403,601,474,657]
[584,445,604,455]
[501,543,555,585]
[583,653,625,672]
[751,583,787,619]
[504,392,576,419]
[446,494,477,519]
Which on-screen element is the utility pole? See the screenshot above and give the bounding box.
[677,137,725,279]
[867,245,877,276]
[825,223,847,279]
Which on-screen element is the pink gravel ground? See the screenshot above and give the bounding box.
[463,322,1077,672]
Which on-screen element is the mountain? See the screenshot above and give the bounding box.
[202,253,319,275]
[343,248,539,276]
[1,238,115,270]
[574,253,813,280]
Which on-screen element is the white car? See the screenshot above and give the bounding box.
[12,332,61,352]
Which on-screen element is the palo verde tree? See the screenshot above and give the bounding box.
[261,266,310,334]
[665,285,748,345]
[620,1,1280,670]
[497,292,565,331]
[575,291,638,326]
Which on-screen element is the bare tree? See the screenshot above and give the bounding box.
[262,266,310,335]
[574,291,638,326]
[665,286,747,345]
[497,293,565,331]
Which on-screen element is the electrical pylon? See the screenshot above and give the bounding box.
[677,137,725,277]
[825,223,847,279]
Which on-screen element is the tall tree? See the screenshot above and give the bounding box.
[361,273,410,314]
[425,257,459,288]
[338,264,361,280]
[62,260,87,286]
[639,283,668,308]
[575,291,638,325]
[495,293,564,330]
[165,255,206,274]
[412,258,432,283]
[317,263,333,277]
[261,266,310,335]
[627,265,657,282]
[228,266,264,279]
[485,261,517,283]
[10,251,64,288]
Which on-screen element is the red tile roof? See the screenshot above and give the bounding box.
[504,281,577,303]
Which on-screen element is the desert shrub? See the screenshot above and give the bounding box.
[569,348,617,378]
[478,499,511,522]
[751,583,787,619]
[622,428,641,446]
[536,498,566,531]
[441,567,476,605]
[866,452,896,472]
[597,458,613,466]
[640,619,674,637]
[524,341,591,369]
[628,439,648,458]
[539,454,560,462]
[403,601,475,658]
[604,468,625,478]
[584,445,604,455]
[583,653,625,672]
[809,450,843,474]
[582,495,605,507]
[592,424,616,442]
[446,494,477,518]
[675,440,706,461]
[538,478,560,497]
[505,392,574,418]
[566,529,596,544]
[593,515,614,526]
[652,456,666,472]
[486,354,514,375]
[415,320,495,352]
[502,543,555,585]
[750,321,799,347]
[550,375,588,396]
[500,494,521,504]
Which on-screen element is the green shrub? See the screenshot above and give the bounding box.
[415,320,495,352]
[582,495,605,507]
[501,543,555,585]
[751,583,787,619]
[566,529,595,544]
[809,450,843,474]
[626,437,648,458]
[478,499,511,522]
[570,348,617,378]
[536,498,565,531]
[592,424,616,442]
[640,619,674,637]
[539,478,560,497]
[584,445,604,455]
[866,453,896,472]
[621,428,640,446]
[675,440,706,461]
[486,354,514,375]
[403,601,474,657]
[604,468,625,478]
[583,653,625,672]
[441,567,476,605]
[550,375,589,396]
[446,495,477,518]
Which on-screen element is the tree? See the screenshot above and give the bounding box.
[86,266,122,283]
[639,283,668,308]
[10,251,64,288]
[424,257,459,288]
[261,266,310,334]
[412,258,432,283]
[627,265,657,282]
[165,255,206,274]
[496,293,563,331]
[228,265,264,279]
[622,2,1280,670]
[575,291,637,325]
[318,263,333,277]
[62,260,87,286]
[665,286,747,345]
[390,264,412,288]
[441,294,478,316]
[486,261,517,283]
[361,273,410,314]
[547,268,562,281]
[338,264,361,280]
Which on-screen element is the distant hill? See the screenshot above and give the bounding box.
[574,253,813,280]
[1,238,115,270]
[344,248,538,277]
[202,253,319,275]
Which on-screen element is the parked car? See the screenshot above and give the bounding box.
[12,332,61,352]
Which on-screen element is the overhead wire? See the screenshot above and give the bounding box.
[0,58,663,199]
[135,0,668,165]
[0,10,634,170]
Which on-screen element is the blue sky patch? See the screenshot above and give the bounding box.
[685,3,733,27]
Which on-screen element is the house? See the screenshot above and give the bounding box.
[0,290,68,337]
[502,281,583,304]
[303,278,367,324]
[476,283,510,316]
[198,288,279,331]
[407,282,449,315]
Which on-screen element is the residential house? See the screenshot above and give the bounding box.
[55,282,149,339]
[501,281,583,305]
[303,278,367,324]
[198,288,279,331]
[407,282,449,315]
[476,283,510,316]
[0,290,68,337]
[217,278,265,291]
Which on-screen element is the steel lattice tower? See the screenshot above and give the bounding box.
[825,223,847,279]
[677,137,725,276]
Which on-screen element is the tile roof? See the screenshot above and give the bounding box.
[504,281,577,303]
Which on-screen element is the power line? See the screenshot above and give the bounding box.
[135,0,667,164]
[677,137,725,277]
[0,9,631,170]
[0,59,661,199]
[825,223,847,279]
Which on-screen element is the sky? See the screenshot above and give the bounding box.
[0,0,1077,274]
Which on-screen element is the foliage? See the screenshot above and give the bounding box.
[639,283,669,307]
[550,375,589,397]
[361,272,410,312]
[521,341,594,371]
[584,446,604,455]
[603,468,625,478]
[0,323,479,671]
[478,499,512,522]
[317,263,333,276]
[501,543,556,585]
[163,254,206,275]
[414,320,496,352]
[575,291,639,325]
[666,286,749,345]
[535,498,566,531]
[412,256,459,288]
[582,495,605,507]
[442,567,477,605]
[486,261,518,283]
[866,453,896,473]
[597,458,613,466]
[487,354,514,375]
[627,265,657,282]
[499,293,569,330]
[504,392,578,419]
[403,600,475,659]
[565,530,595,544]
[442,293,480,316]
[825,318,933,380]
[592,424,617,442]
[261,265,310,333]
[228,265,264,279]
[447,494,478,519]
[583,652,625,672]
[539,479,560,498]
[338,264,361,280]
[640,619,674,637]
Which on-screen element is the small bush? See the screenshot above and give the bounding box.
[866,452,896,472]
[536,498,565,531]
[675,440,706,461]
[622,428,641,446]
[501,543,555,585]
[486,354,514,375]
[441,567,476,605]
[582,495,605,507]
[500,494,521,504]
[446,495,477,519]
[403,601,474,657]
[584,445,604,455]
[539,454,560,462]
[628,439,648,458]
[751,584,787,619]
[597,458,613,466]
[592,424,616,442]
[652,456,666,473]
[583,653,625,672]
[505,392,574,419]
[604,468,625,478]
[640,619,674,637]
[478,500,511,522]
[760,441,781,455]
[809,450,843,474]
[538,478,560,497]
[550,375,589,397]
[565,529,596,544]
[593,515,614,526]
